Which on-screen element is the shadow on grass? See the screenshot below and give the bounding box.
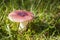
[28,18,49,35]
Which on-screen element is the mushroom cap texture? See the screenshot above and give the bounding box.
[8,10,34,22]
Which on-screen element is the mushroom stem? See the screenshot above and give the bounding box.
[19,21,28,31]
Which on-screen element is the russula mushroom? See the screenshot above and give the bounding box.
[8,10,34,32]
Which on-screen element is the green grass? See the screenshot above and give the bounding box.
[0,0,60,40]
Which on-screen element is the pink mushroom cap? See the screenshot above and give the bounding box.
[8,10,34,22]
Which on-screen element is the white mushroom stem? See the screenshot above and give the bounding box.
[19,21,28,31]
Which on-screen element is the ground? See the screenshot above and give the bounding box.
[0,0,60,40]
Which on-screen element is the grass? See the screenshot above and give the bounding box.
[0,0,60,40]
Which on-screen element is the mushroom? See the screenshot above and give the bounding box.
[8,10,34,32]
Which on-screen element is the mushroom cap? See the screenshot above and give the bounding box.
[8,10,34,22]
